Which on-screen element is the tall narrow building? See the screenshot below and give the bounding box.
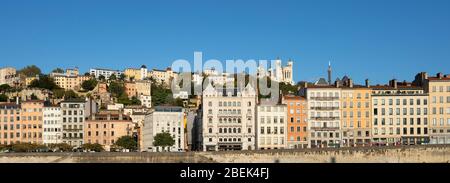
[328,61,332,85]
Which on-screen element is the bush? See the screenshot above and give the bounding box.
[81,143,104,152]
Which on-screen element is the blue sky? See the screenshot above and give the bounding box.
[1,0,449,85]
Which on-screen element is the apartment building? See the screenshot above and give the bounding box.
[423,73,450,144]
[0,67,18,86]
[256,99,287,150]
[202,84,257,151]
[51,68,90,91]
[61,99,86,147]
[371,80,429,145]
[149,67,178,86]
[0,103,21,145]
[301,85,341,148]
[282,95,308,149]
[89,68,124,80]
[0,100,44,145]
[43,105,62,144]
[19,101,44,144]
[142,106,185,152]
[124,65,148,81]
[84,111,134,151]
[340,79,372,147]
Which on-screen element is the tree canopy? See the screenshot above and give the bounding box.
[0,94,8,102]
[108,81,125,97]
[153,132,175,151]
[28,75,60,90]
[81,79,98,91]
[51,68,64,73]
[115,136,137,151]
[81,143,104,152]
[18,65,42,77]
[151,83,173,106]
[109,74,117,81]
[0,84,12,92]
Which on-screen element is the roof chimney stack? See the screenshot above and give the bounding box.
[437,72,443,79]
[389,79,398,89]
[365,79,370,88]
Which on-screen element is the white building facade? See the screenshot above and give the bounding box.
[89,68,124,80]
[61,99,86,147]
[304,86,342,148]
[256,100,287,150]
[142,106,185,152]
[43,106,63,144]
[202,85,257,151]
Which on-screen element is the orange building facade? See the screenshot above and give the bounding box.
[0,100,43,145]
[84,111,134,151]
[283,95,308,148]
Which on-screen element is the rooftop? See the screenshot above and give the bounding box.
[154,106,183,112]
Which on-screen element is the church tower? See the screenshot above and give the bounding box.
[327,61,332,85]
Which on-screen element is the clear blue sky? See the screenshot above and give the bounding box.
[1,0,449,85]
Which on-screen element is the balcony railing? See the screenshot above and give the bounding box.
[217,113,241,117]
[63,128,82,132]
[62,136,83,140]
[310,117,340,120]
[310,107,339,110]
[310,127,340,131]
[310,97,339,101]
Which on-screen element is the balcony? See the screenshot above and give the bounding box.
[310,127,340,131]
[62,136,82,140]
[311,117,340,120]
[217,113,241,117]
[310,107,339,110]
[310,97,339,101]
[63,128,82,132]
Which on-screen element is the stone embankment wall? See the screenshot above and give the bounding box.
[1,145,449,163]
[201,145,450,163]
[0,152,215,163]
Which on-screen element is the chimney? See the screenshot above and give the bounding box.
[365,79,370,88]
[389,79,397,89]
[349,79,354,88]
[335,81,340,88]
[437,72,443,79]
[16,97,19,105]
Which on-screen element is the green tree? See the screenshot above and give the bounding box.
[130,96,141,105]
[98,75,106,81]
[81,79,98,91]
[109,74,117,81]
[52,68,64,73]
[0,84,11,92]
[64,90,79,100]
[151,83,173,106]
[18,65,42,77]
[115,136,137,151]
[81,143,104,152]
[53,89,65,99]
[29,75,59,90]
[30,93,38,100]
[153,132,175,151]
[117,93,131,105]
[0,94,8,102]
[108,81,125,97]
[119,73,126,81]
